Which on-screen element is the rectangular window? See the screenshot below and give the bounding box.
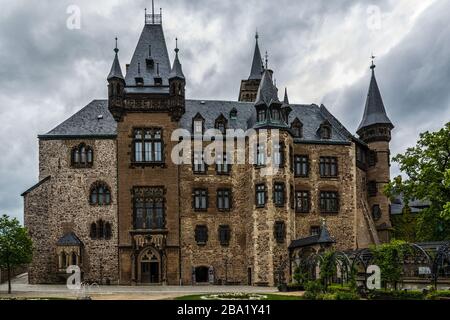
[310,226,321,236]
[133,187,165,230]
[256,144,266,166]
[195,225,208,245]
[193,189,208,211]
[193,151,206,173]
[216,153,231,175]
[274,221,286,244]
[368,181,378,197]
[255,184,267,207]
[295,191,310,213]
[369,151,377,167]
[273,143,285,168]
[218,225,231,246]
[133,128,164,164]
[320,157,338,177]
[273,183,285,207]
[320,191,339,213]
[294,155,309,177]
[217,189,231,211]
[194,120,203,135]
[257,109,266,122]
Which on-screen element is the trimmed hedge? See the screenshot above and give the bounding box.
[367,290,424,300]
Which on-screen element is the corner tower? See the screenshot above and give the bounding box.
[357,61,394,243]
[239,33,264,102]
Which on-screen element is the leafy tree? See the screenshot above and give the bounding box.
[385,122,450,241]
[391,207,418,242]
[0,214,33,294]
[370,240,410,290]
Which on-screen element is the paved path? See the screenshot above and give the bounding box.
[0,273,278,300]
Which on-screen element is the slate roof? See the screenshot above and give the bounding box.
[289,225,335,249]
[357,66,393,133]
[107,48,124,80]
[21,176,51,196]
[39,100,116,139]
[56,232,83,246]
[390,194,431,215]
[124,24,171,87]
[248,34,264,80]
[169,49,185,80]
[255,70,280,106]
[38,99,353,145]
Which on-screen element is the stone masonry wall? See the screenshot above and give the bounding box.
[25,138,118,284]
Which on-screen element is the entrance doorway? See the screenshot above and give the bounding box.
[195,266,209,283]
[141,261,159,283]
[139,248,161,284]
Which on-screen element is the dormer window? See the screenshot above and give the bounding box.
[320,121,332,140]
[257,108,266,123]
[271,108,280,121]
[215,115,228,135]
[135,77,144,86]
[193,113,205,135]
[154,77,163,86]
[291,119,303,138]
[71,143,93,168]
[230,108,237,120]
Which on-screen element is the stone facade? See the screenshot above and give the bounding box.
[23,13,394,286]
[24,139,118,284]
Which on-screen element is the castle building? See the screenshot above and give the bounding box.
[22,9,394,286]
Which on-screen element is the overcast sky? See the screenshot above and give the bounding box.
[0,0,449,223]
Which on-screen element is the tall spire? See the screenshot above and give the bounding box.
[107,37,124,80]
[283,87,289,105]
[169,38,185,80]
[248,32,264,80]
[255,69,279,106]
[357,60,393,134]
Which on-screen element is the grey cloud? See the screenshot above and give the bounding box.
[0,0,447,222]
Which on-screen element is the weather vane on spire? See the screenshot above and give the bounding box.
[371,54,376,70]
[175,38,179,53]
[114,37,119,53]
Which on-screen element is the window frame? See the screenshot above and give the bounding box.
[218,225,231,246]
[273,183,285,207]
[216,153,231,175]
[195,225,208,245]
[193,188,208,212]
[295,190,310,214]
[255,184,267,208]
[71,143,94,168]
[89,182,112,206]
[319,156,338,178]
[217,188,232,211]
[274,221,286,244]
[320,191,340,214]
[294,155,309,177]
[132,187,166,230]
[132,128,164,165]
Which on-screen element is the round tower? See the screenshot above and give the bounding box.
[357,61,394,243]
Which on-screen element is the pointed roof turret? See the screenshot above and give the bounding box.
[248,32,264,80]
[317,218,335,244]
[169,38,185,80]
[255,69,279,106]
[357,61,393,134]
[283,87,289,105]
[107,38,124,81]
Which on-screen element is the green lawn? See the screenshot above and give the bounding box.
[175,294,303,301]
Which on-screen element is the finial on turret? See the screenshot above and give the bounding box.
[265,51,268,69]
[175,38,179,54]
[114,37,119,54]
[255,29,259,41]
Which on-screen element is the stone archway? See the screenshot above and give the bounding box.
[138,247,161,284]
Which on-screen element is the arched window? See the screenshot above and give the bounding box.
[90,222,97,239]
[71,143,93,168]
[291,118,303,138]
[71,252,77,266]
[90,220,112,240]
[60,252,67,269]
[105,222,112,240]
[89,182,111,206]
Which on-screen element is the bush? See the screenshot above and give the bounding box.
[303,280,324,300]
[368,290,424,300]
[426,290,450,300]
